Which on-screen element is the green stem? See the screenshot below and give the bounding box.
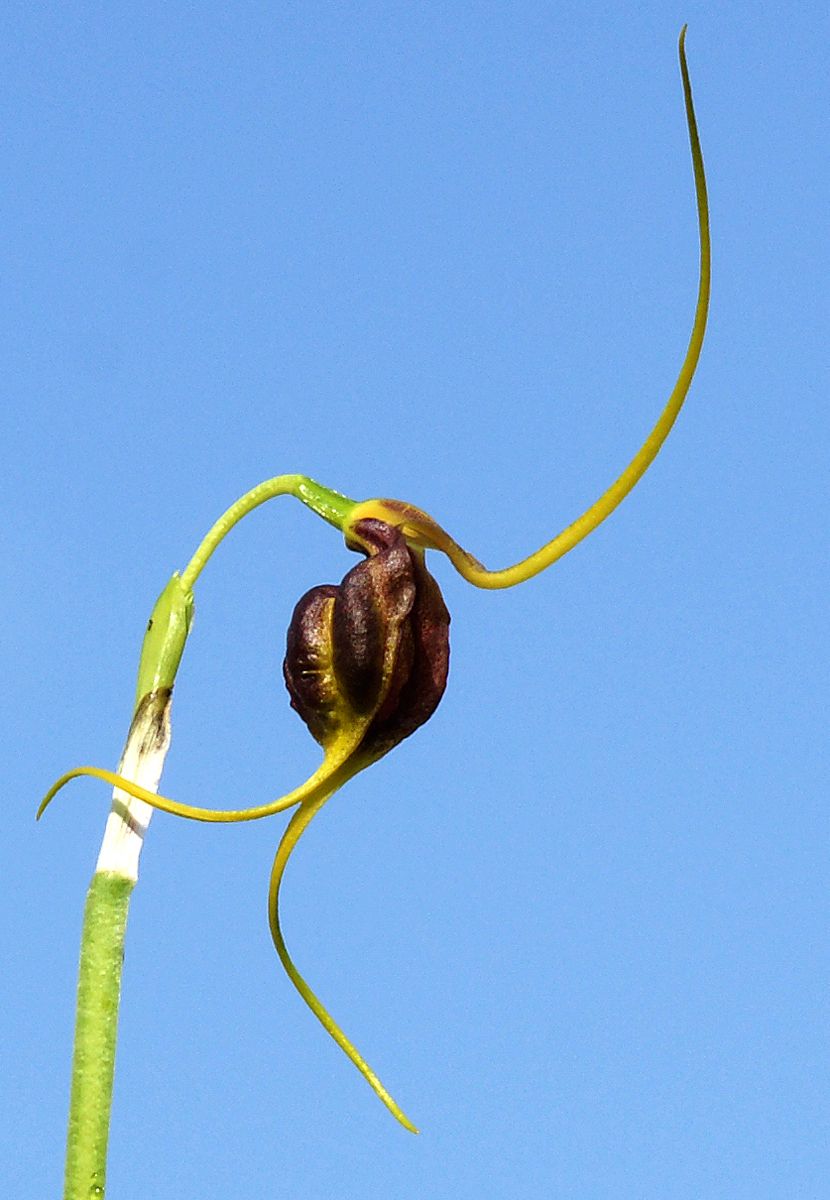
[59,473,355,1194]
[63,873,134,1200]
[180,474,356,590]
[63,680,180,1196]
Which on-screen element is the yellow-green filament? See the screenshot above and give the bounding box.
[37,720,372,825]
[348,27,709,590]
[268,789,419,1133]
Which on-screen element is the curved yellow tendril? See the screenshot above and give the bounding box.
[348,27,709,590]
[267,781,419,1133]
[37,720,372,824]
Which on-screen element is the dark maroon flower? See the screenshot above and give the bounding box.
[284,518,450,766]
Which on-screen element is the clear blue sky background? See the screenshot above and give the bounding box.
[3,3,827,1197]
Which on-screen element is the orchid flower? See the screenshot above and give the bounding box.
[41,28,709,1144]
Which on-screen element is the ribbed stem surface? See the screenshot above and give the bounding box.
[63,872,134,1200]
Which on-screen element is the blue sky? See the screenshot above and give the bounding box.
[3,3,827,1197]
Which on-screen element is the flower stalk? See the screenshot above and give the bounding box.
[59,478,362,1195]
[63,687,177,1200]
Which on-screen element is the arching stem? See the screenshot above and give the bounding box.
[180,474,355,590]
[59,477,358,1196]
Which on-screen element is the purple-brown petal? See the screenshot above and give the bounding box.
[361,550,450,760]
[283,584,339,746]
[333,520,415,717]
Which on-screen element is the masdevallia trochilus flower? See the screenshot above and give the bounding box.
[40,29,709,1133]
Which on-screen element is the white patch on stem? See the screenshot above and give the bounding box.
[95,690,173,882]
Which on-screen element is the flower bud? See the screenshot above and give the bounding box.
[284,518,450,764]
